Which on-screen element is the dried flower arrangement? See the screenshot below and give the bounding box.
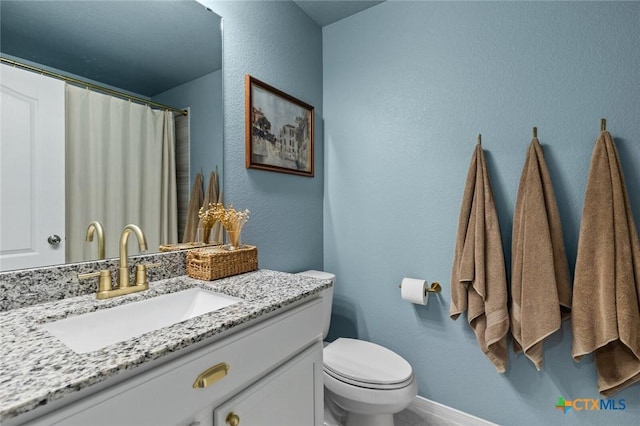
[198,206,217,228]
[199,203,250,249]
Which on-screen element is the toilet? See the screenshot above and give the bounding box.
[297,270,418,426]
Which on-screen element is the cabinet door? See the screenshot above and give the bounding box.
[214,343,323,426]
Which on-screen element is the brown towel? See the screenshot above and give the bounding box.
[511,138,572,370]
[450,142,510,373]
[208,169,224,243]
[572,130,640,396]
[182,172,203,243]
[199,169,223,243]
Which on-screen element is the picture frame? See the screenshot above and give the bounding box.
[245,75,314,177]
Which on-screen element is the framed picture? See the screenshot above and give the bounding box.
[245,75,314,177]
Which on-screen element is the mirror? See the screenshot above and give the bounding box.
[0,0,223,271]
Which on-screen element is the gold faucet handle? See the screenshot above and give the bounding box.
[135,262,162,287]
[78,269,112,293]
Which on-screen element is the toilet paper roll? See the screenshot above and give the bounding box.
[400,277,428,305]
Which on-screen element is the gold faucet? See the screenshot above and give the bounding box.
[118,224,147,289]
[78,224,161,300]
[85,221,105,259]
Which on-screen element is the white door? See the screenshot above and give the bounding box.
[0,63,65,271]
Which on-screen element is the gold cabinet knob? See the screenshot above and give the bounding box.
[225,412,240,426]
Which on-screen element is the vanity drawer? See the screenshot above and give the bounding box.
[31,298,323,426]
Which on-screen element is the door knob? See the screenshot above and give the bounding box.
[47,235,61,246]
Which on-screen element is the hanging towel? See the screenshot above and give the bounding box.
[203,170,219,207]
[572,131,640,397]
[450,142,510,373]
[214,174,224,243]
[511,138,572,370]
[199,170,221,243]
[182,172,203,243]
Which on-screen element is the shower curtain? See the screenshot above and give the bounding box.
[65,84,178,262]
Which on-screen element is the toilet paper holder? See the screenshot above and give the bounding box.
[398,281,442,294]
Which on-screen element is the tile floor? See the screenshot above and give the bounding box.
[394,407,430,426]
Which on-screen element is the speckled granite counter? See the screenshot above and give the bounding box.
[0,251,187,312]
[0,269,331,423]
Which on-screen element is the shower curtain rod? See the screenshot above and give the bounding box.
[1,57,188,116]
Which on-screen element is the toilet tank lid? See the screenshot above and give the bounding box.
[297,270,335,281]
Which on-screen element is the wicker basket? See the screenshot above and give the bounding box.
[159,242,221,252]
[186,245,258,280]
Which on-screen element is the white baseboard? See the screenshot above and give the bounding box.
[407,395,497,426]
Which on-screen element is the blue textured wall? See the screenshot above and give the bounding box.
[323,1,640,425]
[206,0,324,272]
[153,69,224,185]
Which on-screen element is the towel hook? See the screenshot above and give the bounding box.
[477,133,482,146]
[600,118,606,132]
[533,127,537,138]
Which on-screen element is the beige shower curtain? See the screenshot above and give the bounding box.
[65,84,178,262]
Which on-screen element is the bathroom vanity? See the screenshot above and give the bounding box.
[0,269,331,426]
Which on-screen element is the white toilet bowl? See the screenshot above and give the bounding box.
[297,268,418,426]
[323,338,417,426]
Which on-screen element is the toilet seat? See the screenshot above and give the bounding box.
[323,338,413,390]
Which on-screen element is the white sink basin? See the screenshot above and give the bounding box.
[42,288,242,354]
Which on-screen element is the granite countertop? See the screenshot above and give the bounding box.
[0,269,332,422]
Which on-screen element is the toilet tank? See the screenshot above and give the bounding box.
[297,270,335,340]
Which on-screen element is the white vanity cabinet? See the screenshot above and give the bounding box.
[22,298,323,426]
